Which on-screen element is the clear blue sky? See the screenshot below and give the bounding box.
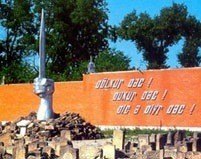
[107,0,201,69]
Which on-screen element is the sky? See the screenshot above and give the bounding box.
[107,0,201,69]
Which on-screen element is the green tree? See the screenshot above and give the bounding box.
[118,3,189,69]
[33,0,109,80]
[0,61,36,84]
[0,0,36,83]
[178,39,201,67]
[0,0,110,83]
[178,16,201,67]
[69,49,131,81]
[95,49,131,72]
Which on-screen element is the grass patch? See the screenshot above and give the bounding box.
[102,128,193,139]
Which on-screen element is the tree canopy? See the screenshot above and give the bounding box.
[0,0,36,83]
[67,48,131,81]
[0,0,114,83]
[95,49,131,72]
[178,16,201,67]
[33,0,110,78]
[118,3,201,69]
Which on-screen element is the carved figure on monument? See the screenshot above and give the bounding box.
[33,9,54,120]
[87,56,95,73]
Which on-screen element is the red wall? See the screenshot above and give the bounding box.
[0,68,200,128]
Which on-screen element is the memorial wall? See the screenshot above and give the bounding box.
[0,67,200,130]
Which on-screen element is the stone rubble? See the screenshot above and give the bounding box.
[0,113,201,158]
[1,112,103,141]
[0,112,104,158]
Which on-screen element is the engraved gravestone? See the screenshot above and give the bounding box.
[33,9,54,120]
[113,129,125,150]
[138,134,149,149]
[167,131,173,145]
[102,143,115,159]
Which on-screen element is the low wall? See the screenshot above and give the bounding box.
[0,68,200,130]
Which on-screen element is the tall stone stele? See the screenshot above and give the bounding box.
[87,56,95,73]
[33,9,54,120]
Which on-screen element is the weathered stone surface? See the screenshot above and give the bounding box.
[27,149,41,159]
[186,151,194,159]
[145,150,163,159]
[173,131,186,146]
[134,153,146,159]
[16,120,31,137]
[193,132,198,152]
[10,123,17,132]
[15,138,25,147]
[177,152,186,159]
[102,143,115,159]
[28,142,38,152]
[61,130,72,140]
[59,146,77,159]
[167,131,173,145]
[164,146,177,159]
[38,141,47,148]
[141,145,152,153]
[79,145,102,159]
[149,134,156,143]
[0,146,6,156]
[50,137,67,155]
[1,121,9,127]
[27,156,37,159]
[72,138,112,149]
[156,134,161,150]
[178,144,188,153]
[6,145,16,156]
[55,142,61,156]
[0,133,12,146]
[59,152,75,159]
[42,146,54,157]
[44,124,54,130]
[186,151,201,159]
[113,129,125,150]
[48,140,57,150]
[138,134,149,149]
[14,146,26,159]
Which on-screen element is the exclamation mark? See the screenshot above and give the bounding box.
[147,77,153,88]
[190,104,196,115]
[162,90,168,100]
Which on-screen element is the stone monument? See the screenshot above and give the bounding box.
[1,76,5,85]
[33,9,54,120]
[87,56,95,73]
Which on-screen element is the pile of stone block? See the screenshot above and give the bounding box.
[0,112,103,141]
[0,112,104,158]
